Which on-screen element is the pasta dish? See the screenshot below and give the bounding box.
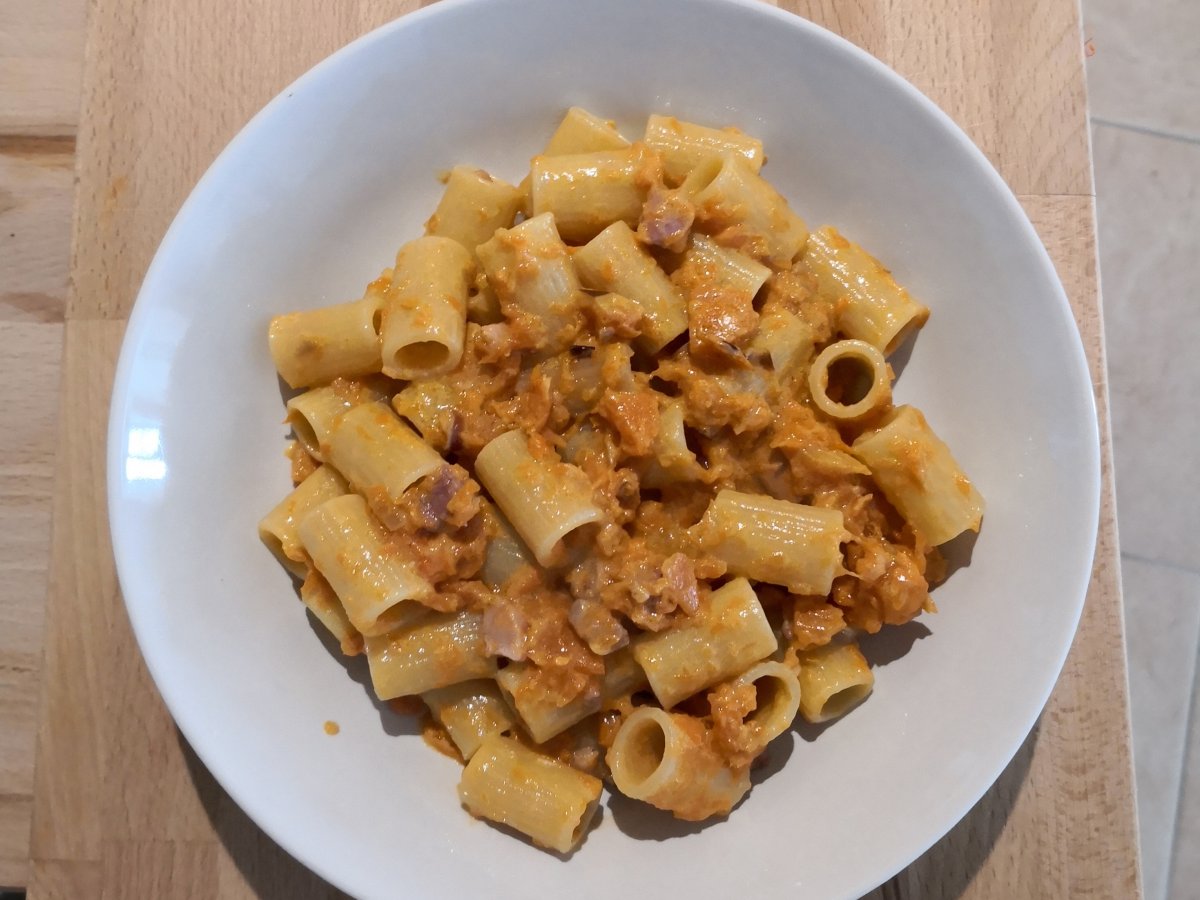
[259,108,984,852]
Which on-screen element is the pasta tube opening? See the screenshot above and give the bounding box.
[795,641,875,724]
[257,465,348,577]
[808,339,892,421]
[709,660,801,767]
[287,409,320,458]
[299,568,363,657]
[285,378,389,461]
[382,236,473,380]
[740,661,801,739]
[612,707,670,789]
[394,340,450,373]
[821,683,874,721]
[258,531,292,575]
[677,156,723,200]
[607,707,751,821]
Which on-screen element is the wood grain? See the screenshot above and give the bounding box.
[0,322,62,889]
[0,0,84,877]
[0,139,75,324]
[68,0,419,321]
[28,320,122,869]
[24,860,99,900]
[781,0,1093,196]
[0,0,85,880]
[11,0,1139,897]
[0,0,87,137]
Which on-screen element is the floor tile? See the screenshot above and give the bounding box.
[1093,124,1200,571]
[1084,0,1200,140]
[1121,557,1200,900]
[1171,672,1200,900]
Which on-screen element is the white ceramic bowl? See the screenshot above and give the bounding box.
[108,0,1100,896]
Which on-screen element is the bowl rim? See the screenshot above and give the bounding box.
[106,0,1101,895]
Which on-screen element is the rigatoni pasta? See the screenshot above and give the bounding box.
[285,377,388,461]
[542,106,630,156]
[793,640,875,724]
[268,287,384,389]
[607,707,751,821]
[324,401,445,529]
[296,494,432,637]
[259,107,984,850]
[496,646,647,743]
[721,661,802,752]
[299,568,363,657]
[851,405,985,545]
[425,166,523,251]
[474,429,602,567]
[475,212,584,351]
[632,577,776,709]
[364,610,496,699]
[458,734,602,853]
[673,234,771,361]
[258,464,347,577]
[530,145,658,243]
[572,220,688,353]
[748,306,814,374]
[693,490,847,595]
[691,154,809,266]
[644,114,764,184]
[422,679,517,761]
[808,339,892,421]
[805,225,930,354]
[382,236,473,379]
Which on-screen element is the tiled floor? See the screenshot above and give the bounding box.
[1084,2,1200,899]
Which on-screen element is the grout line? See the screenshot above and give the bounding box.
[1090,117,1200,147]
[1121,551,1200,578]
[1165,626,1200,897]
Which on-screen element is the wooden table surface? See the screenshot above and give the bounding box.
[0,0,1141,896]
